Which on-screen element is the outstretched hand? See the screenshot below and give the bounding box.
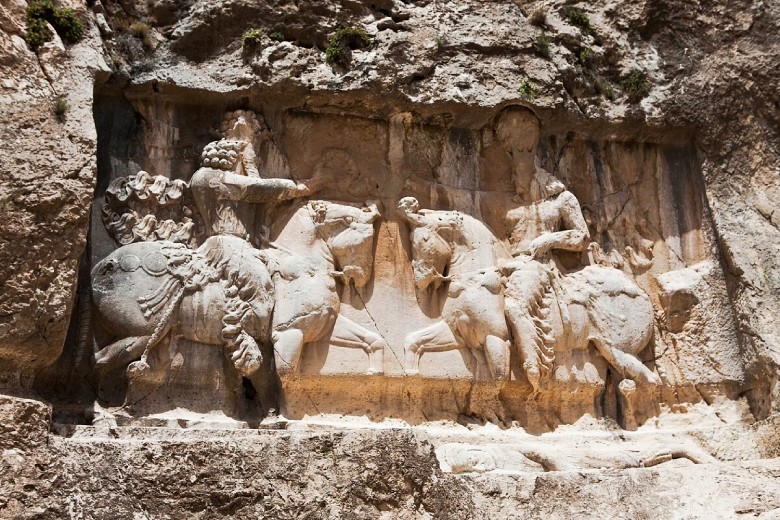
[527,234,554,259]
[304,166,336,194]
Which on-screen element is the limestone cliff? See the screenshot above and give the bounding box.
[0,0,779,518]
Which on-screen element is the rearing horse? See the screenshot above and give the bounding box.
[267,200,387,376]
[400,198,513,380]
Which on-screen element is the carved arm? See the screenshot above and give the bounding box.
[220,174,315,203]
[528,191,590,258]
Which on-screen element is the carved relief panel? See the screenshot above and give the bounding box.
[85,95,740,428]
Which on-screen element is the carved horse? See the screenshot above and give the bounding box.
[91,239,266,377]
[403,211,514,380]
[540,264,660,386]
[265,200,386,375]
[402,209,660,387]
[91,201,386,379]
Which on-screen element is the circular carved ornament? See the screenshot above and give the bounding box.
[142,251,169,276]
[119,255,140,272]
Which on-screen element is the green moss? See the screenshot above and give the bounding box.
[269,31,285,42]
[535,34,551,60]
[242,28,264,50]
[566,7,591,34]
[24,0,83,50]
[325,27,372,66]
[622,69,650,102]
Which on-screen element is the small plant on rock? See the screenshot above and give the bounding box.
[593,74,616,101]
[565,7,591,34]
[436,34,448,49]
[24,17,52,50]
[325,27,372,67]
[622,68,650,102]
[518,76,537,101]
[25,0,83,50]
[535,34,551,59]
[577,46,591,67]
[604,45,622,67]
[52,96,69,121]
[129,22,155,50]
[242,28,264,51]
[269,31,285,42]
[50,4,82,42]
[529,7,547,27]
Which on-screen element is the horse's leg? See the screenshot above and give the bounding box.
[93,336,150,374]
[505,301,542,391]
[328,314,387,375]
[484,335,511,381]
[591,337,661,386]
[403,320,460,375]
[272,328,305,376]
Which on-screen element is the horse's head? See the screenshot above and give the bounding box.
[92,241,180,336]
[310,200,381,288]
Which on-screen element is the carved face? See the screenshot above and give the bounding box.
[227,115,254,141]
[314,203,380,288]
[220,109,265,143]
[494,107,540,198]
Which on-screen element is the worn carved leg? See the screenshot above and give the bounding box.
[328,314,387,375]
[93,336,150,375]
[231,331,263,376]
[505,303,542,391]
[591,337,661,386]
[272,328,305,376]
[403,320,460,375]
[484,335,511,381]
[366,339,386,375]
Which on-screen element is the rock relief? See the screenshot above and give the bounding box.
[86,105,728,427]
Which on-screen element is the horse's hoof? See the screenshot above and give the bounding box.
[366,369,384,376]
[523,363,541,392]
[618,379,637,396]
[405,369,420,376]
[127,360,151,379]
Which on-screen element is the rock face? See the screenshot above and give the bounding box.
[0,0,108,392]
[1,0,779,517]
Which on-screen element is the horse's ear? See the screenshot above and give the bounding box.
[363,200,382,220]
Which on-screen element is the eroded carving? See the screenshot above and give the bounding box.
[399,196,512,380]
[93,109,388,411]
[269,199,386,376]
[102,170,195,245]
[495,107,660,390]
[87,104,681,427]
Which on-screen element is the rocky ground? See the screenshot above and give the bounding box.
[2,396,780,519]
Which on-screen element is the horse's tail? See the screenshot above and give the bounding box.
[137,284,187,367]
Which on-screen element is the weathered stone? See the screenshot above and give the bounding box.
[0,0,778,516]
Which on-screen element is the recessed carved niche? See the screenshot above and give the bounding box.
[51,85,741,431]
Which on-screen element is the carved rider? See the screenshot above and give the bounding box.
[494,107,590,390]
[188,110,325,375]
